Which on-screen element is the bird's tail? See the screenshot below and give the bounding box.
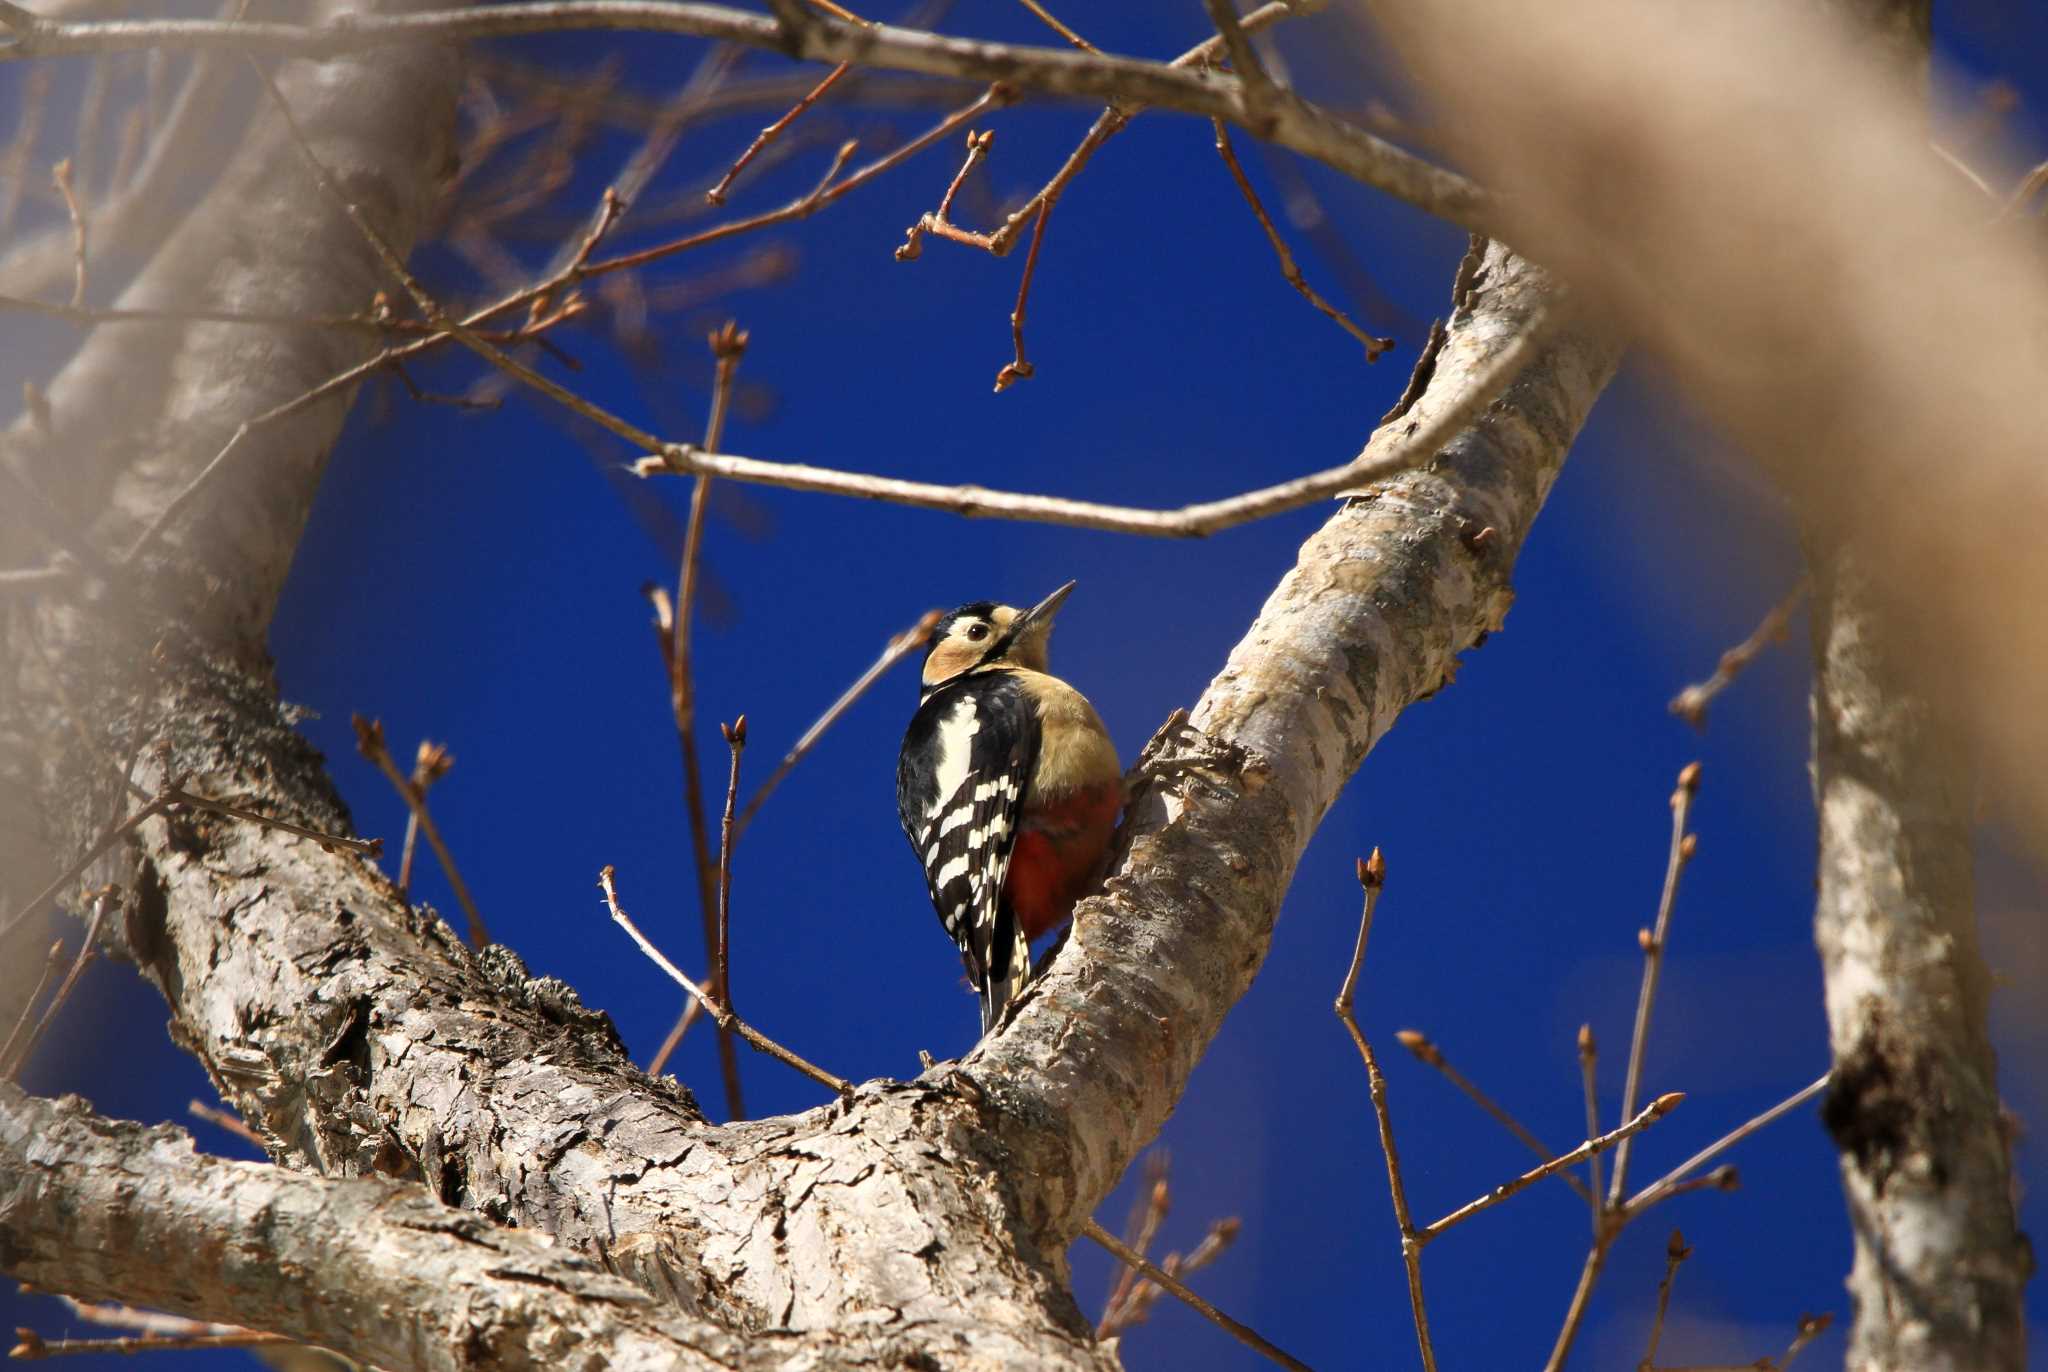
[978,918,1034,1035]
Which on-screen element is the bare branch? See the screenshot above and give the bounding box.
[9,1328,293,1359]
[1421,1093,1685,1244]
[735,609,941,834]
[1623,1073,1829,1216]
[0,3,1494,236]
[49,157,85,307]
[0,895,104,1082]
[0,940,64,1076]
[598,865,850,1097]
[1641,1228,1691,1372]
[353,717,487,943]
[706,61,851,205]
[186,1098,268,1149]
[665,320,751,1121]
[1668,583,1805,729]
[1394,1028,1595,1208]
[1608,762,1700,1205]
[1080,1220,1310,1372]
[993,197,1051,392]
[1577,1023,1601,1215]
[1334,850,1436,1372]
[715,715,745,1012]
[632,303,1559,535]
[1213,119,1391,361]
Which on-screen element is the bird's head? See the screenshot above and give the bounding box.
[920,581,1075,692]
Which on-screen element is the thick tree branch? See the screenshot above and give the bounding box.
[972,239,1619,1237]
[0,1086,771,1372]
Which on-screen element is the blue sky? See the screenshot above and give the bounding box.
[9,2,2048,1368]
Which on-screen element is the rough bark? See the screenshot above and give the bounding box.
[0,15,1619,1361]
[973,242,1617,1237]
[1808,546,2030,1372]
[0,1087,764,1372]
[1802,8,2030,1368]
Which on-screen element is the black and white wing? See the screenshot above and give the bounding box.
[896,674,1039,1031]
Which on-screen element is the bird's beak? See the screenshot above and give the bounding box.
[1010,580,1076,637]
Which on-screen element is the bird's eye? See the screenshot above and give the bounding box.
[966,623,989,641]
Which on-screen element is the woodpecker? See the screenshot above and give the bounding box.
[896,582,1122,1034]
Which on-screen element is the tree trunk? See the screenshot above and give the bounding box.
[1801,6,2030,1367]
[1808,543,2030,1372]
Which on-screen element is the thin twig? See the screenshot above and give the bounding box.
[1641,1229,1690,1372]
[0,796,163,947]
[1102,1211,1242,1337]
[1081,1219,1311,1372]
[1624,1073,1830,1216]
[0,562,70,591]
[50,157,86,307]
[0,941,65,1076]
[1,895,106,1083]
[933,0,1329,260]
[1098,1157,1171,1336]
[1775,1312,1834,1371]
[1654,1165,1740,1202]
[163,784,380,855]
[706,60,850,205]
[1213,119,1391,361]
[1013,0,1092,51]
[1420,1093,1685,1244]
[599,864,850,1097]
[1546,1245,1611,1372]
[1393,1028,1595,1208]
[735,608,942,835]
[1669,584,1806,729]
[1335,851,1435,1372]
[2001,157,2048,218]
[633,302,1560,534]
[1578,1023,1602,1216]
[1608,762,1700,1206]
[894,127,997,259]
[187,1098,268,1149]
[666,320,750,1122]
[992,196,1050,392]
[715,715,745,1014]
[8,1329,293,1359]
[53,1301,244,1337]
[644,994,706,1076]
[352,717,487,943]
[397,741,454,897]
